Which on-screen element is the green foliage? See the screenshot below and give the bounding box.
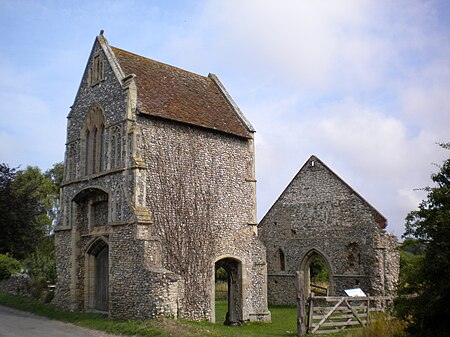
[397,240,425,295]
[0,163,61,259]
[23,239,56,284]
[0,254,21,280]
[215,267,228,282]
[44,162,64,233]
[344,314,407,337]
[400,238,426,255]
[310,256,329,284]
[395,142,450,337]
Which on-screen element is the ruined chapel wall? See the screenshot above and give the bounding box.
[137,116,268,321]
[259,157,395,304]
[381,232,400,296]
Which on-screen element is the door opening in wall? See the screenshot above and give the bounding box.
[214,258,242,326]
[215,267,228,323]
[94,245,109,311]
[309,254,330,295]
[301,249,333,296]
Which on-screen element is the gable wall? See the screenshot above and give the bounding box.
[55,40,180,319]
[259,157,399,305]
[67,42,127,143]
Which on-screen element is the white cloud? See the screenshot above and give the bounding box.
[0,0,448,239]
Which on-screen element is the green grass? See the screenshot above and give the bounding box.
[190,301,299,337]
[1,293,404,337]
[0,293,207,337]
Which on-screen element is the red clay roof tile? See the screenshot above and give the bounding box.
[111,47,252,138]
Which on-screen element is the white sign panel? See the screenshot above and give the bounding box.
[344,288,366,297]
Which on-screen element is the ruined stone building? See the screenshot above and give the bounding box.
[53,32,270,323]
[258,155,399,306]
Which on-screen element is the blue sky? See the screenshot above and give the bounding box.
[1,0,449,237]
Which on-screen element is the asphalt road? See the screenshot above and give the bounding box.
[0,305,119,337]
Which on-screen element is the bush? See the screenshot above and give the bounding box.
[23,250,56,284]
[215,267,228,282]
[0,254,21,280]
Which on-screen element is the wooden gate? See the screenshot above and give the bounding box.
[95,246,109,311]
[307,294,370,334]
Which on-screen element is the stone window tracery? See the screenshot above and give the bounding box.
[90,54,104,86]
[110,126,122,169]
[82,106,106,176]
[65,142,78,181]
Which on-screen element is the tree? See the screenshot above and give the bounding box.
[44,162,64,233]
[0,164,59,259]
[396,143,450,337]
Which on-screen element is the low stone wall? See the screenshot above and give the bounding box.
[0,273,32,297]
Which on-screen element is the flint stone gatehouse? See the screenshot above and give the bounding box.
[258,155,399,306]
[53,32,271,324]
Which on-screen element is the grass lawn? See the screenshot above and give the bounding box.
[186,301,299,337]
[0,293,349,337]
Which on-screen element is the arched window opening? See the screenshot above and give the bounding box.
[214,258,242,326]
[92,128,98,173]
[278,249,286,271]
[90,54,104,86]
[85,129,90,175]
[110,126,122,169]
[100,126,105,171]
[82,106,105,176]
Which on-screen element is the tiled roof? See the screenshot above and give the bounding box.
[111,47,252,138]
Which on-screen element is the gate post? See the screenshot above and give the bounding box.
[295,271,306,336]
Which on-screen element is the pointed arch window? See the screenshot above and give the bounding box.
[110,126,122,169]
[278,249,286,271]
[90,54,104,86]
[85,129,90,175]
[100,126,105,171]
[83,106,106,176]
[92,128,98,173]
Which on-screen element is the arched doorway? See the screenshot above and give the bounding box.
[95,245,109,310]
[213,257,243,325]
[85,238,109,311]
[300,249,333,296]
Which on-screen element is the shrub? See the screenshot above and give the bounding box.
[23,249,56,284]
[0,254,21,280]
